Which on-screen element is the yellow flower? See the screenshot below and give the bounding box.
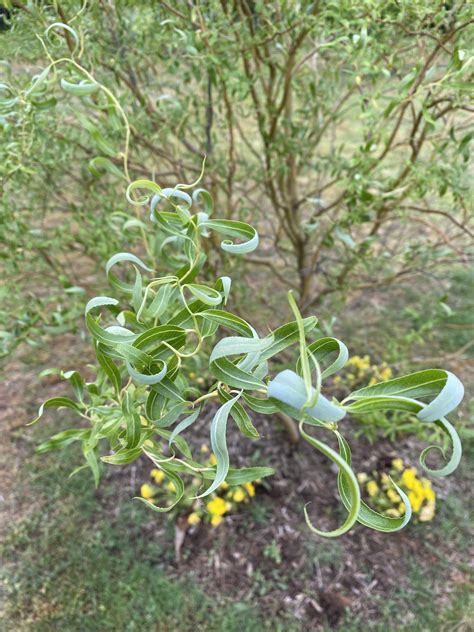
[143,439,154,448]
[380,367,393,381]
[187,512,201,526]
[210,515,222,527]
[140,483,154,500]
[385,508,400,518]
[210,453,217,465]
[207,496,229,517]
[244,482,256,497]
[399,502,406,513]
[408,491,423,513]
[401,467,417,490]
[220,481,229,491]
[357,472,368,484]
[421,477,432,489]
[347,355,370,371]
[419,501,435,522]
[166,481,176,493]
[333,375,342,385]
[392,458,404,472]
[200,444,209,453]
[151,468,165,484]
[368,377,377,385]
[367,481,378,497]
[387,489,401,503]
[412,480,424,497]
[233,488,246,503]
[424,487,436,502]
[381,472,390,485]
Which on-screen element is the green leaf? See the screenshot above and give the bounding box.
[154,402,191,429]
[88,156,125,179]
[259,317,318,361]
[83,444,100,487]
[225,466,274,485]
[209,335,273,364]
[199,309,253,337]
[146,431,192,460]
[105,253,153,294]
[60,78,99,96]
[219,386,259,439]
[242,393,279,414]
[287,291,314,406]
[36,428,90,453]
[145,389,165,421]
[300,422,360,537]
[96,344,122,394]
[210,357,266,390]
[346,400,462,477]
[268,370,346,423]
[125,359,167,385]
[201,219,258,254]
[133,325,186,356]
[122,391,142,449]
[39,368,85,401]
[419,417,462,477]
[135,465,184,513]
[185,283,222,306]
[102,447,142,465]
[145,283,175,319]
[346,370,464,421]
[336,432,412,532]
[169,408,201,447]
[195,393,241,498]
[126,179,162,206]
[297,337,349,379]
[29,396,82,426]
[151,378,186,402]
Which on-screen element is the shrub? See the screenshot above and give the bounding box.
[32,179,464,537]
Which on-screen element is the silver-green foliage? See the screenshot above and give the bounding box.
[33,180,464,537]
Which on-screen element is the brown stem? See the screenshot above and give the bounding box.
[276,411,300,444]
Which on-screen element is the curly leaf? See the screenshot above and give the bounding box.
[29,396,82,426]
[105,253,153,294]
[195,392,241,498]
[268,370,346,423]
[336,432,412,532]
[201,219,258,254]
[60,78,99,96]
[135,465,184,513]
[300,422,361,537]
[346,370,464,421]
[296,337,349,379]
[419,417,462,477]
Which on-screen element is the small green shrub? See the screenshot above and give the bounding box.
[32,179,465,538]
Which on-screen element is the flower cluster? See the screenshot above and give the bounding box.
[140,445,259,528]
[334,354,393,389]
[358,458,436,522]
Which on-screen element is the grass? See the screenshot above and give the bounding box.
[0,449,280,632]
